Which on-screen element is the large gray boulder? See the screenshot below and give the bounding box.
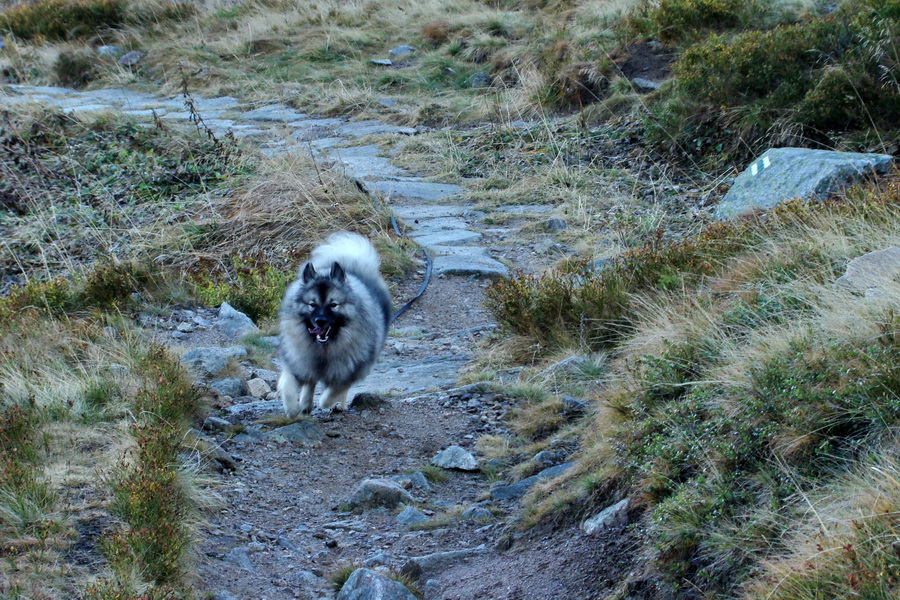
[715,148,894,220]
[337,568,418,600]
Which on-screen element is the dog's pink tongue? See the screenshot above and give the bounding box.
[308,326,327,335]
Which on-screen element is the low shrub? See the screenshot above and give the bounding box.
[646,6,900,160]
[54,48,99,88]
[192,257,293,323]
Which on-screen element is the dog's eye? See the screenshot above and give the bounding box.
[329,302,339,309]
[308,302,317,308]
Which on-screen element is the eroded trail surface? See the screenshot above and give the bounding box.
[4,85,630,600]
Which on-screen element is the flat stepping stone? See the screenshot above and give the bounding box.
[123,109,165,118]
[309,137,345,151]
[191,96,240,111]
[63,104,113,115]
[716,147,895,220]
[7,84,74,95]
[367,180,464,201]
[333,119,416,137]
[392,205,467,219]
[411,229,482,247]
[80,88,158,108]
[430,246,508,278]
[491,204,554,214]
[350,354,471,397]
[138,98,185,110]
[331,145,409,179]
[491,462,574,501]
[242,104,307,122]
[403,216,469,231]
[288,117,344,129]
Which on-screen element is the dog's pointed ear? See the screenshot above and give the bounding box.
[302,263,317,283]
[330,262,346,283]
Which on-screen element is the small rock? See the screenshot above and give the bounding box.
[378,98,398,108]
[181,346,247,377]
[560,395,589,418]
[293,570,322,586]
[212,593,241,600]
[348,479,413,509]
[431,446,479,471]
[542,356,587,377]
[388,45,416,57]
[491,462,575,501]
[533,450,566,467]
[337,568,418,600]
[393,471,432,492]
[177,322,195,333]
[396,506,430,526]
[582,498,630,534]
[96,45,124,58]
[461,507,493,521]
[210,377,246,397]
[371,58,393,66]
[352,392,388,409]
[218,302,259,338]
[254,368,279,387]
[246,377,272,398]
[401,547,487,578]
[264,421,325,447]
[118,50,146,66]
[544,217,568,231]
[363,549,392,567]
[222,546,255,571]
[276,536,297,551]
[631,77,661,92]
[468,71,492,88]
[836,246,900,296]
[203,415,233,432]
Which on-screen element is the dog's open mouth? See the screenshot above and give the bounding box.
[308,325,331,344]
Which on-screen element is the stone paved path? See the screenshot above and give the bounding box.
[1,83,513,399]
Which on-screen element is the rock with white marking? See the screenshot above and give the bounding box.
[431,445,478,471]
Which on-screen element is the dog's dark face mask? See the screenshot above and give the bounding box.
[299,262,349,344]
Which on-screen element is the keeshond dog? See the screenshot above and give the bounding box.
[277,232,392,416]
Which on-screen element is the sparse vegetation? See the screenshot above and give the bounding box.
[488,176,900,597]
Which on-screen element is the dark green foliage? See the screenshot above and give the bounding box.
[645,3,900,161]
[53,49,99,88]
[193,258,293,322]
[487,222,747,350]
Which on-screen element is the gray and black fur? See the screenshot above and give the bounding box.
[277,232,392,416]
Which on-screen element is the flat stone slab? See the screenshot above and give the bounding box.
[716,147,895,220]
[63,104,114,115]
[331,146,409,179]
[242,104,307,122]
[411,229,482,247]
[224,399,282,417]
[181,345,248,377]
[349,354,470,397]
[263,421,325,446]
[334,120,416,137]
[191,96,240,111]
[404,216,470,232]
[392,205,467,219]
[491,204,554,214]
[367,180,465,201]
[80,88,159,108]
[430,246,508,278]
[6,84,75,95]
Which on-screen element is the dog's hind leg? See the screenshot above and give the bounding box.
[279,370,314,417]
[318,385,351,412]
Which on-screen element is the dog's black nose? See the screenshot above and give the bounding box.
[314,317,329,327]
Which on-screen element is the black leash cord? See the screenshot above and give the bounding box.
[354,180,433,324]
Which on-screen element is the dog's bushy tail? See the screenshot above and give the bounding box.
[310,232,381,278]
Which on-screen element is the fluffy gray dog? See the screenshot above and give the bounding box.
[277,232,392,416]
